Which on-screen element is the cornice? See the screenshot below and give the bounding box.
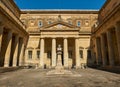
[21,9,99,14]
[99,0,111,14]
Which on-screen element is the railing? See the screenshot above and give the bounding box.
[0,0,25,29]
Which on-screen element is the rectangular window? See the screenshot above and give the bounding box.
[48,21,52,24]
[68,51,72,58]
[79,50,83,58]
[37,51,40,59]
[77,21,81,27]
[68,21,72,25]
[47,51,51,59]
[38,21,42,27]
[28,51,32,59]
[87,50,91,59]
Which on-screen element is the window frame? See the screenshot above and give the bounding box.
[28,50,32,59]
[38,20,43,27]
[79,49,83,59]
[77,21,81,27]
[36,50,40,59]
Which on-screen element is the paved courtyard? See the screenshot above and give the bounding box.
[0,68,120,87]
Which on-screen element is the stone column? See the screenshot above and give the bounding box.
[19,38,25,66]
[4,30,12,67]
[75,38,80,68]
[40,38,44,68]
[115,23,120,64]
[13,35,19,67]
[63,38,68,68]
[52,38,56,67]
[107,30,114,66]
[100,34,107,66]
[0,24,4,52]
[95,37,102,65]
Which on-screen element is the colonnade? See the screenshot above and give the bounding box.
[0,24,25,67]
[95,22,120,66]
[39,37,80,68]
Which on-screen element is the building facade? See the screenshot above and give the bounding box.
[20,10,98,68]
[0,0,28,67]
[91,0,120,67]
[1,0,119,69]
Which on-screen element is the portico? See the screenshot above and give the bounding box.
[39,37,80,68]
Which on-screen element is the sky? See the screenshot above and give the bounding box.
[14,0,106,10]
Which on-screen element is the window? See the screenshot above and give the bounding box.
[77,21,81,27]
[68,51,72,58]
[30,20,34,26]
[68,21,72,25]
[37,51,40,59]
[38,21,42,27]
[79,50,83,58]
[87,50,91,59]
[48,21,52,24]
[47,51,51,59]
[28,51,32,59]
[85,21,89,26]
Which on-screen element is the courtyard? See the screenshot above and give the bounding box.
[0,68,120,87]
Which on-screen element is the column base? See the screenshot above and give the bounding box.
[4,64,9,67]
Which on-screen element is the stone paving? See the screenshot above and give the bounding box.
[0,68,120,87]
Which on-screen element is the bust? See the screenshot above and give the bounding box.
[57,44,62,54]
[57,44,62,51]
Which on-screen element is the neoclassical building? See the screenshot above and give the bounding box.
[20,10,98,68]
[91,0,120,67]
[0,0,120,69]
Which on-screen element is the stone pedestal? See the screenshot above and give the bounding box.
[55,54,64,70]
[46,44,72,75]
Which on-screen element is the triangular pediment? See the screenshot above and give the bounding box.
[41,20,80,30]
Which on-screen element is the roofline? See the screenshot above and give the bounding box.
[99,0,110,13]
[21,9,99,14]
[21,9,99,11]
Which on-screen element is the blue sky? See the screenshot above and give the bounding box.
[14,0,106,10]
